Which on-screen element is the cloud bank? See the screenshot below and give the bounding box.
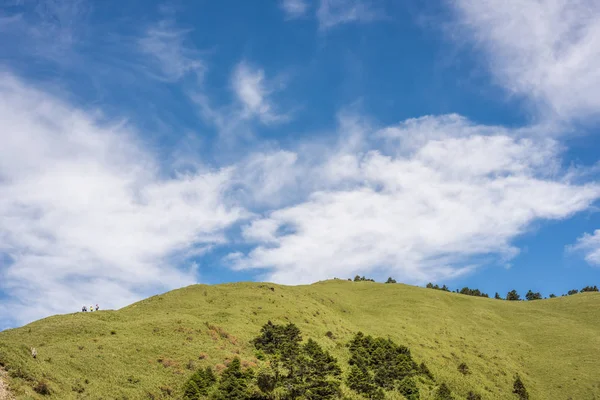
[452,0,600,122]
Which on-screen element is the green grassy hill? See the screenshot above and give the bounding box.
[0,280,599,399]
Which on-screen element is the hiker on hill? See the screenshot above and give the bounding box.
[82,306,87,312]
[95,304,99,311]
[90,305,94,312]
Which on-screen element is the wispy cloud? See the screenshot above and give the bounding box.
[281,0,309,19]
[0,73,247,325]
[568,230,600,266]
[231,62,289,124]
[452,0,600,122]
[317,0,382,30]
[229,113,600,284]
[138,19,205,82]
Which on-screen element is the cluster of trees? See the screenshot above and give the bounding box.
[183,322,503,399]
[346,332,434,399]
[427,284,599,301]
[425,283,450,292]
[427,283,488,298]
[352,276,375,282]
[183,321,342,399]
[348,277,599,301]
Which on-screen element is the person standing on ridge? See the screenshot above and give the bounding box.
[95,304,99,311]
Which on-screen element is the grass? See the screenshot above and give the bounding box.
[0,280,599,399]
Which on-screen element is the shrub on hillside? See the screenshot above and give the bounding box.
[34,380,51,396]
[435,383,452,400]
[397,376,419,400]
[506,290,520,301]
[467,391,482,400]
[385,277,397,283]
[513,374,529,400]
[494,292,503,300]
[567,289,578,295]
[457,362,470,375]
[525,290,542,301]
[549,294,556,298]
[183,366,217,399]
[581,285,599,292]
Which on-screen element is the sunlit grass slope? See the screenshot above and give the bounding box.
[0,280,599,399]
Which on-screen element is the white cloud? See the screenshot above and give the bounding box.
[230,114,600,284]
[0,73,246,325]
[452,0,600,122]
[317,0,382,30]
[231,62,289,124]
[138,19,204,82]
[568,230,600,266]
[281,0,309,19]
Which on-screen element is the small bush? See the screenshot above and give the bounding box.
[435,383,452,400]
[325,331,335,339]
[467,391,482,400]
[513,374,529,400]
[110,330,117,335]
[34,380,51,395]
[458,362,470,375]
[72,382,85,393]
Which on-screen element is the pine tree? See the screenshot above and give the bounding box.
[525,290,542,301]
[494,292,502,300]
[182,366,217,399]
[397,377,419,400]
[214,358,251,400]
[506,290,520,301]
[346,365,376,397]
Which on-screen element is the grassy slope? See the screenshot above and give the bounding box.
[0,280,599,399]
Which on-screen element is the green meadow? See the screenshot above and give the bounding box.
[0,280,599,399]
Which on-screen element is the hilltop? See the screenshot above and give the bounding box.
[0,280,599,399]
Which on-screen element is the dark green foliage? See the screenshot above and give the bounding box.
[347,332,426,397]
[214,358,252,400]
[426,283,450,292]
[459,287,489,298]
[513,374,529,400]
[581,285,599,292]
[525,290,542,301]
[385,277,397,284]
[256,370,276,394]
[435,383,452,400]
[494,292,502,300]
[252,322,342,400]
[397,376,419,400]
[567,289,578,295]
[347,365,377,397]
[34,380,51,395]
[549,294,556,298]
[467,391,482,400]
[183,366,217,399]
[253,321,302,363]
[506,290,520,301]
[457,362,470,375]
[354,275,375,282]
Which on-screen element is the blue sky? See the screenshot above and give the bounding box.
[1,0,600,329]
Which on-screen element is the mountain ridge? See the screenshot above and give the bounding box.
[0,279,599,399]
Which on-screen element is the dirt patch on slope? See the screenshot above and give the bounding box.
[0,367,14,400]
